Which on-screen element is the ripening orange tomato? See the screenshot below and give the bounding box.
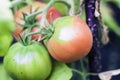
[45,16,93,63]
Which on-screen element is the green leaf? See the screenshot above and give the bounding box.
[49,62,73,80]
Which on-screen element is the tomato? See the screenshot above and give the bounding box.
[0,1,14,57]
[46,7,61,23]
[0,1,15,32]
[0,32,13,57]
[13,1,46,39]
[53,2,69,16]
[13,1,61,40]
[45,16,93,63]
[4,42,52,80]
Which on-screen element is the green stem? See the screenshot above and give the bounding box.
[79,58,89,72]
[23,27,32,45]
[71,68,98,80]
[71,68,83,75]
[71,0,80,15]
[26,10,43,22]
[71,68,87,80]
[70,58,99,80]
[18,33,26,46]
[24,31,42,39]
[27,27,33,44]
[26,0,58,27]
[87,72,98,76]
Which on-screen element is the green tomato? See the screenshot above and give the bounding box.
[4,42,52,80]
[0,32,13,57]
[54,2,69,16]
[0,0,15,32]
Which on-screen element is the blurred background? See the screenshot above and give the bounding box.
[100,1,120,80]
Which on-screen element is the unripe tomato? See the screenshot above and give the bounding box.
[0,0,15,32]
[13,1,61,40]
[0,32,13,57]
[53,2,69,16]
[45,16,93,63]
[4,42,52,80]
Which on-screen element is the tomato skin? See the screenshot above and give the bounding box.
[46,7,61,23]
[53,2,69,16]
[45,16,93,63]
[4,42,52,80]
[13,1,61,40]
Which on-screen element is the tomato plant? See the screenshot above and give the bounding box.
[4,42,52,80]
[45,16,93,63]
[13,1,61,40]
[1,0,111,79]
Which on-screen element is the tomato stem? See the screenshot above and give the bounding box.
[26,0,57,27]
[25,32,42,39]
[18,33,27,46]
[26,27,32,45]
[71,68,98,80]
[69,0,81,16]
[26,10,43,22]
[25,0,57,41]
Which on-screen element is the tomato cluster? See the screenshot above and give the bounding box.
[1,1,93,80]
[13,1,61,40]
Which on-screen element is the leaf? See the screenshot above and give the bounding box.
[48,62,73,80]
